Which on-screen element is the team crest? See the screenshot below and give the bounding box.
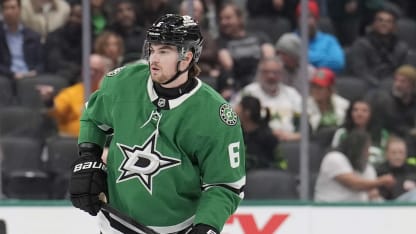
[219,103,238,126]
[116,133,181,194]
[106,66,126,77]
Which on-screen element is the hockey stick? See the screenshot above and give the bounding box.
[101,203,159,234]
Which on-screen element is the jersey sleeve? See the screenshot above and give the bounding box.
[192,103,246,231]
[78,76,113,148]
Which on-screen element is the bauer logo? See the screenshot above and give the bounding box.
[73,162,106,172]
[219,103,238,126]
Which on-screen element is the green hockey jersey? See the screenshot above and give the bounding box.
[78,63,246,233]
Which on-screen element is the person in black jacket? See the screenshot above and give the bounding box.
[376,136,416,200]
[235,95,279,170]
[349,6,408,88]
[43,0,82,84]
[0,0,43,81]
[108,0,146,64]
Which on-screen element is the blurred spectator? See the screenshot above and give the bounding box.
[94,30,124,69]
[332,99,389,166]
[235,95,279,171]
[91,0,110,37]
[0,0,43,81]
[20,0,70,43]
[136,0,177,29]
[360,0,385,33]
[246,0,299,28]
[108,0,145,64]
[295,0,345,72]
[377,136,416,200]
[231,57,301,142]
[36,54,112,137]
[315,129,395,202]
[44,0,82,84]
[365,65,416,154]
[180,0,220,78]
[217,2,275,98]
[386,0,416,19]
[308,68,349,134]
[349,6,409,89]
[275,32,316,92]
[327,0,363,47]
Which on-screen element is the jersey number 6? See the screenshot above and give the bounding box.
[228,142,240,168]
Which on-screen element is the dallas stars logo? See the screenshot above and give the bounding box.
[116,133,181,194]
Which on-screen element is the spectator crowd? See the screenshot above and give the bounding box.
[1,0,416,202]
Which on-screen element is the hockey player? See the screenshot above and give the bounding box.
[69,14,246,234]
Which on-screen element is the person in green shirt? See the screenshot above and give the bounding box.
[69,14,246,234]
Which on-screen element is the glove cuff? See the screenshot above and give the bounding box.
[79,142,103,160]
[191,224,219,234]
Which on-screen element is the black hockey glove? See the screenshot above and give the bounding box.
[188,224,219,234]
[69,143,107,216]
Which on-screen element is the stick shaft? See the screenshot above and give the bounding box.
[101,204,159,234]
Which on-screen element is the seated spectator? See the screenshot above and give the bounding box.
[332,99,389,166]
[0,0,43,81]
[235,95,279,171]
[94,31,124,69]
[44,0,82,84]
[377,136,416,201]
[275,32,316,92]
[327,0,363,47]
[366,65,416,140]
[308,68,350,134]
[231,57,302,142]
[91,0,111,37]
[108,0,145,64]
[349,6,409,88]
[136,0,178,29]
[36,54,112,137]
[295,0,345,72]
[216,2,275,98]
[180,0,220,79]
[20,0,70,43]
[246,0,299,28]
[315,129,395,202]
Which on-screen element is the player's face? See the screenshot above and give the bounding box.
[148,44,179,84]
[351,101,371,128]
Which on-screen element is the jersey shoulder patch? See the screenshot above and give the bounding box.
[106,66,126,77]
[219,103,238,126]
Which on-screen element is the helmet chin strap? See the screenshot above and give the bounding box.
[161,60,192,86]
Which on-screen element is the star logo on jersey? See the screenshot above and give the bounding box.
[116,133,181,194]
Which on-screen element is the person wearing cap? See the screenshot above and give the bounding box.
[294,0,345,73]
[275,32,316,93]
[308,68,350,134]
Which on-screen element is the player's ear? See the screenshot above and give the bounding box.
[184,51,193,62]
